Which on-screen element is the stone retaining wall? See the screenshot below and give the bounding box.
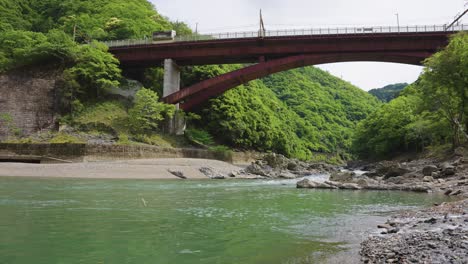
[0,69,59,140]
[0,143,262,165]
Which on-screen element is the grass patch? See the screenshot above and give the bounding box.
[133,134,173,148]
[72,101,129,135]
[49,133,84,144]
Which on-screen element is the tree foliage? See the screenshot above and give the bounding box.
[185,65,380,160]
[368,83,407,102]
[353,32,468,158]
[129,88,176,133]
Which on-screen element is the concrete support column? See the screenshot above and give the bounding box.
[163,59,185,135]
[163,59,181,99]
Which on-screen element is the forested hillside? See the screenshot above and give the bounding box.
[368,83,407,102]
[0,0,381,161]
[353,33,468,159]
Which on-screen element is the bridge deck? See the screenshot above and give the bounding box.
[105,24,466,48]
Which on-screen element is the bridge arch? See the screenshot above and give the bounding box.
[162,51,431,111]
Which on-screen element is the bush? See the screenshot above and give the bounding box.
[128,88,176,133]
[185,128,215,146]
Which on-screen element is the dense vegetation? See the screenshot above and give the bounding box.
[0,0,388,162]
[368,83,407,102]
[172,63,379,160]
[353,32,468,159]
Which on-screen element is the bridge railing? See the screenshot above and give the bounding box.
[104,24,467,48]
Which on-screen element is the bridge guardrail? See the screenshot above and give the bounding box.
[103,24,467,48]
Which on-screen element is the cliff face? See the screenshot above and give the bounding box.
[0,69,59,140]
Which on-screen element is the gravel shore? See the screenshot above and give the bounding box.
[360,199,468,263]
[0,158,243,179]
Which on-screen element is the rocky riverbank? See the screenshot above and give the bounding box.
[296,155,468,198]
[291,148,468,263]
[360,199,468,263]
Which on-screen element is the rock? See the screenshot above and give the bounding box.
[286,162,299,171]
[422,165,438,176]
[297,179,312,188]
[374,161,398,175]
[340,182,362,190]
[440,162,456,176]
[423,176,434,182]
[362,171,379,178]
[168,170,186,179]
[244,163,270,177]
[278,171,296,179]
[262,153,289,169]
[199,167,225,179]
[444,189,453,195]
[296,179,337,189]
[356,178,370,187]
[377,224,392,229]
[384,166,411,179]
[329,171,356,182]
[307,162,337,172]
[450,190,463,196]
[386,176,405,184]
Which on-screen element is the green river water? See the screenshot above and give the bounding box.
[0,176,453,264]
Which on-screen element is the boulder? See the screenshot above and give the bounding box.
[245,163,271,177]
[440,162,456,176]
[375,161,399,176]
[296,179,337,189]
[278,171,296,179]
[423,176,434,182]
[307,162,337,172]
[422,165,438,176]
[384,166,411,179]
[329,171,356,182]
[297,179,312,188]
[356,178,378,188]
[263,153,289,169]
[168,170,186,179]
[199,167,225,179]
[340,182,362,190]
[386,176,405,184]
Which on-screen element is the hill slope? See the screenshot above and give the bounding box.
[0,0,382,161]
[199,66,380,160]
[368,83,408,102]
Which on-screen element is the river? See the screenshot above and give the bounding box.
[0,175,453,263]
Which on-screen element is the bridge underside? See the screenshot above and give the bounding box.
[109,32,451,111]
[162,51,429,111]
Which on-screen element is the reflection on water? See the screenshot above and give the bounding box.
[0,176,452,264]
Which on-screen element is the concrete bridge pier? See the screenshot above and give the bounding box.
[163,59,185,135]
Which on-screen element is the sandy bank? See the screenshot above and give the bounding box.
[0,158,243,179]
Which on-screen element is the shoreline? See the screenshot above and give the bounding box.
[0,158,244,180]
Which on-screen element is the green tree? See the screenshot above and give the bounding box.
[128,88,176,133]
[420,32,468,148]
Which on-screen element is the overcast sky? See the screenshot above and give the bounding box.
[151,0,467,90]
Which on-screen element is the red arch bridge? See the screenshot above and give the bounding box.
[107,24,467,111]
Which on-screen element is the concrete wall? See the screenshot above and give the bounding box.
[0,69,58,140]
[0,143,263,165]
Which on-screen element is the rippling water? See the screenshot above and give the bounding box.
[0,175,453,264]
